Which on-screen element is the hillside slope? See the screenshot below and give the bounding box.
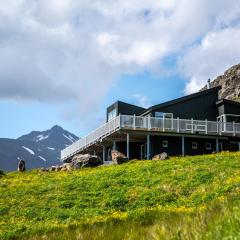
[1,152,240,240]
[0,125,78,172]
[201,63,240,101]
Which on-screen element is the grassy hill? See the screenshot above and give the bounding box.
[1,152,240,240]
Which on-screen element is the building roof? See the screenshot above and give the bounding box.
[116,101,146,111]
[140,86,221,116]
[216,98,240,107]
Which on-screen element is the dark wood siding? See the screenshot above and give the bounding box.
[151,136,182,157]
[151,90,219,121]
[106,101,145,122]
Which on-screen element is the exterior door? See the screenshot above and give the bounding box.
[107,149,112,161]
[140,143,147,159]
[217,115,226,133]
[218,143,223,152]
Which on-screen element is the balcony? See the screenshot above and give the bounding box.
[61,115,240,161]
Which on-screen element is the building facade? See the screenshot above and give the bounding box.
[61,86,240,162]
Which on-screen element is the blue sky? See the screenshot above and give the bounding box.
[0,70,185,138]
[0,0,240,138]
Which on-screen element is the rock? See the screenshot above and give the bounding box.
[18,159,26,172]
[55,165,61,171]
[63,163,73,171]
[49,166,56,171]
[40,167,48,172]
[111,150,129,164]
[152,152,169,161]
[71,154,102,168]
[200,63,240,101]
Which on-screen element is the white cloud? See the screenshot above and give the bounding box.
[132,94,151,108]
[0,0,240,121]
[180,27,240,94]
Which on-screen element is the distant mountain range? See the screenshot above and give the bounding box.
[0,125,79,172]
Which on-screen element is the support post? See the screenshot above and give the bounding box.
[94,150,96,156]
[216,138,219,152]
[103,146,106,162]
[148,115,151,130]
[205,119,208,134]
[182,136,185,156]
[177,117,180,133]
[233,121,236,136]
[163,116,165,132]
[126,133,130,159]
[113,141,117,150]
[147,134,150,159]
[191,118,194,133]
[133,114,136,130]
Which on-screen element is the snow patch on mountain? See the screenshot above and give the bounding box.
[63,134,75,143]
[22,146,35,155]
[47,147,55,150]
[38,156,47,162]
[36,135,49,142]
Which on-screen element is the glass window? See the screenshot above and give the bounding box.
[226,115,240,123]
[108,109,117,121]
[163,140,168,148]
[192,142,197,149]
[155,112,173,118]
[206,143,211,150]
[155,112,164,118]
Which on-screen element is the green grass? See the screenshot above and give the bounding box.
[1,152,240,239]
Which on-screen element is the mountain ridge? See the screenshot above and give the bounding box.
[0,125,79,172]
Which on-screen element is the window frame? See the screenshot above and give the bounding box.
[192,142,198,149]
[108,108,117,121]
[163,140,168,148]
[206,143,211,150]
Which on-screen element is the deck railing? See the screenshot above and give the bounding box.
[61,115,240,161]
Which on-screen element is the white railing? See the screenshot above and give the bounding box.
[61,115,240,160]
[120,115,240,135]
[61,116,121,160]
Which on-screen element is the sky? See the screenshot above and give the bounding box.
[1,0,240,138]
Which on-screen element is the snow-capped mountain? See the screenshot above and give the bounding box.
[0,125,79,172]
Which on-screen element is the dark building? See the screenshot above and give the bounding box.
[61,86,240,162]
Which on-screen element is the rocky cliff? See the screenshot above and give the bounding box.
[201,63,240,101]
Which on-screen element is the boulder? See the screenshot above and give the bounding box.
[111,150,129,164]
[18,159,26,172]
[71,154,102,168]
[152,152,169,161]
[49,166,56,171]
[40,167,48,172]
[63,163,73,171]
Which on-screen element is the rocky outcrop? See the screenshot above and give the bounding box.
[71,154,102,168]
[111,150,129,164]
[41,154,103,172]
[152,152,169,161]
[201,63,240,101]
[18,160,26,172]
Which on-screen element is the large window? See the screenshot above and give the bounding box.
[226,115,240,123]
[155,112,173,119]
[108,109,117,121]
